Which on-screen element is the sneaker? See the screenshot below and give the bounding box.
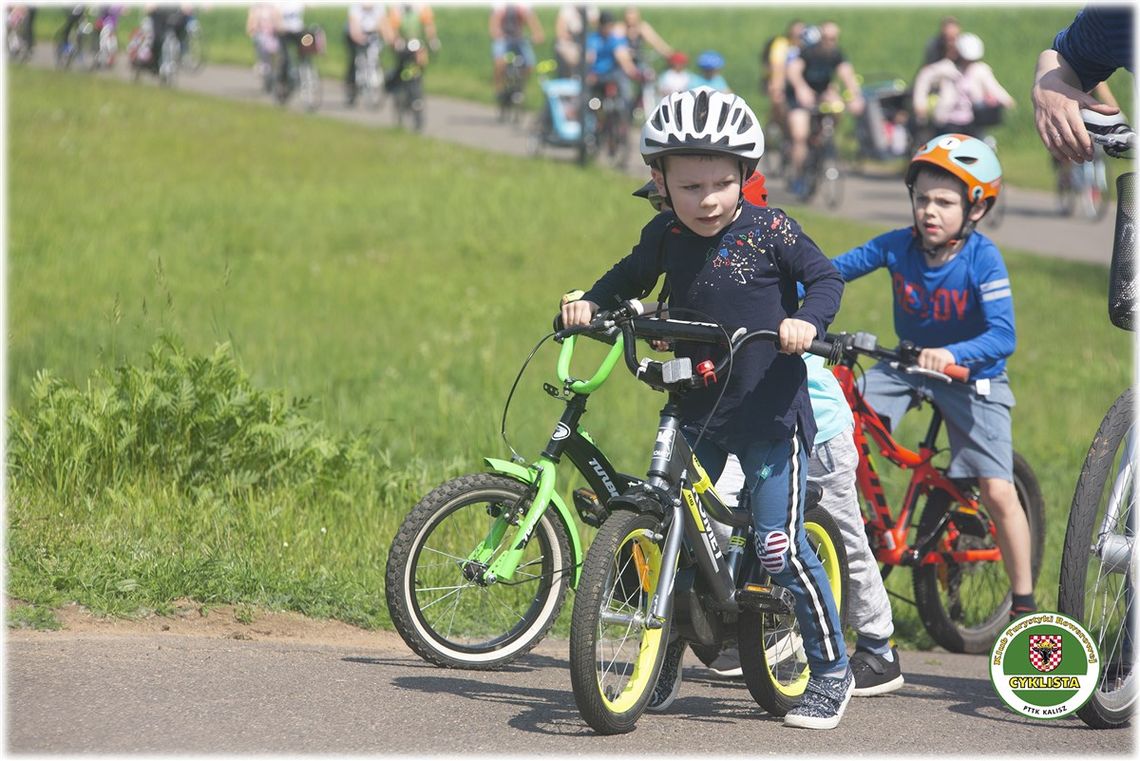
[647,639,686,712]
[783,668,854,730]
[706,647,743,679]
[850,647,904,697]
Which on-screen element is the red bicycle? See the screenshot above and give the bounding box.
[812,330,1046,653]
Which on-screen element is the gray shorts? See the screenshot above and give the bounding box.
[859,362,1015,481]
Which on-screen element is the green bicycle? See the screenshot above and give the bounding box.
[562,302,848,734]
[385,316,643,669]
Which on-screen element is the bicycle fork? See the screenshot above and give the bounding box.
[1098,432,1136,576]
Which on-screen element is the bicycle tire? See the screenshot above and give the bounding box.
[570,509,670,735]
[913,451,1045,653]
[300,60,321,111]
[1058,389,1136,729]
[385,473,572,670]
[821,155,843,210]
[738,507,849,716]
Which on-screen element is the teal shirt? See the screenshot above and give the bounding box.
[806,352,853,444]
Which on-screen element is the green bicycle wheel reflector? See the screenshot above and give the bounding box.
[989,612,1102,720]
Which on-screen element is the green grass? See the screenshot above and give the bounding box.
[7,67,1131,648]
[62,3,1134,191]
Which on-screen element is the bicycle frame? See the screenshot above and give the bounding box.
[474,333,640,587]
[832,363,1001,568]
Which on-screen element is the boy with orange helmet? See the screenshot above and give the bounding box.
[832,134,1037,632]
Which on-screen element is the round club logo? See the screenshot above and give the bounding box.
[989,612,1101,720]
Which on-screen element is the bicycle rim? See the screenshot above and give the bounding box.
[387,475,570,668]
[1059,390,1137,726]
[913,455,1044,653]
[743,510,844,714]
[570,511,668,734]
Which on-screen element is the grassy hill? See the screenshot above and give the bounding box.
[7,67,1130,646]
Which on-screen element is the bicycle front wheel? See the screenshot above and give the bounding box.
[1058,389,1136,728]
[299,60,322,111]
[570,510,669,735]
[913,451,1046,653]
[739,507,849,716]
[385,473,572,670]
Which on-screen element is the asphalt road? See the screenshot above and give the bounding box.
[23,48,1119,264]
[7,631,1134,755]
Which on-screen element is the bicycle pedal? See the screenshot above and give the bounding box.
[737,583,795,615]
[573,487,608,528]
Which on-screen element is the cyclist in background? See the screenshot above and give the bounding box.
[657,51,692,99]
[690,49,730,92]
[913,33,1015,140]
[389,3,438,69]
[832,135,1037,623]
[143,4,192,75]
[553,4,597,79]
[585,10,640,116]
[55,5,86,62]
[761,19,804,131]
[785,20,864,197]
[246,3,277,85]
[272,2,306,89]
[920,15,961,68]
[344,3,390,106]
[620,6,673,76]
[490,3,543,101]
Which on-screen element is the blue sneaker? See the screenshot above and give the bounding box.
[783,668,854,730]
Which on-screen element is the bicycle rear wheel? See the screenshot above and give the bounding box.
[385,473,572,670]
[739,507,849,716]
[913,451,1045,653]
[1058,389,1136,729]
[570,510,669,735]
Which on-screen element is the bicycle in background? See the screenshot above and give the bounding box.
[6,5,34,64]
[497,45,527,123]
[275,24,324,112]
[791,101,844,209]
[1057,112,1136,729]
[1056,145,1111,221]
[389,37,425,131]
[353,30,385,110]
[812,330,1046,653]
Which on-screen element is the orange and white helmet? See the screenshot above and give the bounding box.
[905,133,1002,208]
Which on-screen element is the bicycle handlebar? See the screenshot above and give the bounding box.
[810,330,971,384]
[1082,109,1135,158]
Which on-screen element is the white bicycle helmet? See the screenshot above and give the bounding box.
[955,32,984,62]
[640,87,765,174]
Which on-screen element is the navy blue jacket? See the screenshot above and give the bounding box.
[582,203,843,451]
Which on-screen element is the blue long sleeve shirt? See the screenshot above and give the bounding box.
[582,203,844,451]
[1052,6,1134,92]
[832,228,1015,379]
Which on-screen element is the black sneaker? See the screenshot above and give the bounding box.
[850,647,904,697]
[647,639,686,712]
[783,668,854,730]
[706,646,743,679]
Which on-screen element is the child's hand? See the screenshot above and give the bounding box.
[778,318,816,355]
[918,348,956,374]
[561,298,599,328]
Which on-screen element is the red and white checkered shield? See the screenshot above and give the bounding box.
[1029,635,1063,672]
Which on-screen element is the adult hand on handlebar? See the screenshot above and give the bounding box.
[778,318,817,355]
[917,347,956,374]
[561,298,600,328]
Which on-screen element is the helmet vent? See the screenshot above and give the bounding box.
[716,104,730,131]
[739,111,754,133]
[957,156,979,165]
[693,90,710,131]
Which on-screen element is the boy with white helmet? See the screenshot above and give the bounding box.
[913,32,1015,137]
[833,134,1036,623]
[561,87,852,730]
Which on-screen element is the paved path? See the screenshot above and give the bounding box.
[28,51,1118,264]
[7,631,1133,755]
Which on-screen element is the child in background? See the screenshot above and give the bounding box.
[658,51,692,98]
[691,50,730,92]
